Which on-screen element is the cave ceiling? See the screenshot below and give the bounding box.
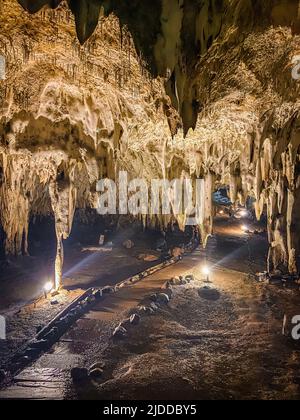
[18,0,300,133]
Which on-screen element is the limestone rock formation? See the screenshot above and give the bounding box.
[0,0,300,285]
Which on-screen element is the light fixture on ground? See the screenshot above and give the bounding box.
[241,225,249,233]
[202,266,211,282]
[44,281,53,298]
[240,209,248,217]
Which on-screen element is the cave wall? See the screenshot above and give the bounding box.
[0,1,168,260]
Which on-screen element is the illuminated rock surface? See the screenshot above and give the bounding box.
[0,0,300,281]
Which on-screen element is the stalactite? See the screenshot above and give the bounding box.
[229,163,243,206]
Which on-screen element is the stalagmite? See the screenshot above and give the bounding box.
[49,170,77,290]
[55,235,64,291]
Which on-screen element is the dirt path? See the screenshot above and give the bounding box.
[70,255,300,400]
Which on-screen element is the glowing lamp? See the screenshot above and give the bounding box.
[240,210,248,217]
[202,266,210,276]
[44,281,53,298]
[202,266,211,282]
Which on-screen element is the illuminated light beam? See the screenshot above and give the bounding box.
[44,281,53,293]
[62,250,103,279]
[202,266,210,276]
[63,226,135,280]
[209,240,253,272]
[44,280,53,298]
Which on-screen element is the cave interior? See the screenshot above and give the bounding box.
[0,0,300,401]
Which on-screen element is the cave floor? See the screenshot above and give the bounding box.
[1,216,300,400]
